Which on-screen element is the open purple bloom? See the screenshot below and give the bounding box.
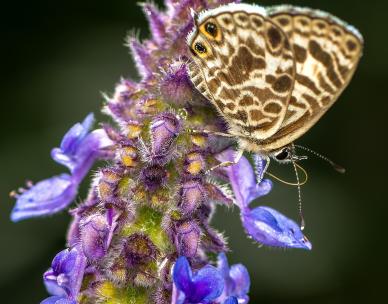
[243,206,312,250]
[11,114,113,221]
[43,246,86,303]
[51,113,113,182]
[172,256,224,304]
[216,149,312,250]
[40,296,76,304]
[216,150,272,210]
[223,297,238,304]
[216,253,250,304]
[11,174,78,222]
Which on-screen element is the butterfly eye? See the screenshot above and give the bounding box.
[275,148,290,161]
[205,22,218,37]
[194,42,207,54]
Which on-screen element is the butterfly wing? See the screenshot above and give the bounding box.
[263,6,363,151]
[187,8,296,140]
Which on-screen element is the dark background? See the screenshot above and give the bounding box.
[1,0,386,303]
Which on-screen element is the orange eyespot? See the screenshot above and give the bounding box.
[191,39,212,59]
[199,20,222,42]
[205,22,218,37]
[195,42,207,54]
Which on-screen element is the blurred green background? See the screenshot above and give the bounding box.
[1,0,387,303]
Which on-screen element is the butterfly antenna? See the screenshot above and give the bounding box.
[294,144,346,173]
[292,160,305,230]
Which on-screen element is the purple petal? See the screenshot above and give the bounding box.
[173,257,193,296]
[51,113,113,183]
[223,297,238,304]
[191,265,224,303]
[216,149,272,209]
[44,246,87,300]
[242,206,312,250]
[10,174,78,222]
[40,296,76,304]
[229,264,250,296]
[173,256,224,303]
[59,113,94,154]
[217,253,250,302]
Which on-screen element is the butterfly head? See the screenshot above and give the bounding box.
[271,146,307,164]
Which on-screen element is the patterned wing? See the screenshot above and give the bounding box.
[265,6,363,151]
[187,8,296,140]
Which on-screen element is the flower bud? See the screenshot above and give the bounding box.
[174,220,200,257]
[140,164,167,192]
[150,112,181,163]
[179,179,205,215]
[159,63,193,104]
[80,209,119,261]
[124,233,159,267]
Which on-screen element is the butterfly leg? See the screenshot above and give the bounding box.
[206,149,244,174]
[188,129,236,138]
[253,154,270,184]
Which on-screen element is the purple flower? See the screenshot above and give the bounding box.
[179,179,206,215]
[11,114,113,221]
[243,206,312,250]
[41,296,76,304]
[79,208,120,261]
[174,220,201,258]
[51,113,112,182]
[216,149,312,250]
[172,256,224,304]
[216,253,250,304]
[43,246,86,303]
[128,37,154,78]
[150,112,182,163]
[216,150,272,210]
[142,3,166,45]
[11,174,77,222]
[223,297,238,304]
[159,62,193,104]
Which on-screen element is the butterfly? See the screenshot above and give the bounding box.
[187,3,363,166]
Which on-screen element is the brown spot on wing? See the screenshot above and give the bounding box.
[250,109,262,121]
[226,103,236,111]
[347,39,357,51]
[267,26,282,49]
[264,102,282,114]
[272,75,292,92]
[278,17,290,26]
[294,44,307,63]
[239,96,255,106]
[251,16,263,28]
[237,14,248,23]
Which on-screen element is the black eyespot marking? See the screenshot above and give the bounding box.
[205,22,218,37]
[195,42,207,54]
